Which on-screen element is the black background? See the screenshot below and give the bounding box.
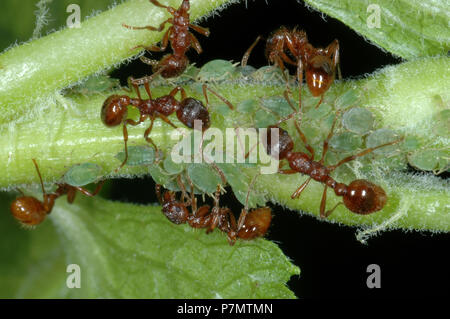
[109,0,449,298]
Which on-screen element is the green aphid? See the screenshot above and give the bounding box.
[342,107,374,134]
[115,146,156,166]
[261,96,292,117]
[432,109,450,137]
[366,128,400,155]
[305,103,332,120]
[197,59,237,81]
[236,65,257,76]
[402,136,421,151]
[216,164,266,207]
[237,99,258,114]
[163,156,185,175]
[335,89,359,109]
[254,109,277,128]
[149,165,179,191]
[329,132,363,152]
[70,75,120,95]
[408,149,449,172]
[251,65,285,83]
[187,163,224,194]
[63,163,103,187]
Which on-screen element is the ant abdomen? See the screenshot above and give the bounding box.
[10,196,47,226]
[264,126,294,159]
[237,207,272,240]
[177,98,211,130]
[155,54,189,78]
[342,180,387,215]
[305,55,335,97]
[101,95,131,127]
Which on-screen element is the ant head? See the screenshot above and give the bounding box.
[10,196,47,226]
[177,98,211,131]
[156,54,189,78]
[343,180,387,215]
[162,201,189,225]
[263,126,294,160]
[238,207,272,240]
[305,55,335,97]
[101,95,130,127]
[181,0,190,11]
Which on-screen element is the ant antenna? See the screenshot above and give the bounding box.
[241,35,262,67]
[32,159,47,196]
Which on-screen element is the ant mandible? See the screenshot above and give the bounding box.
[123,0,210,84]
[156,175,271,245]
[262,93,402,218]
[242,26,341,112]
[10,159,104,226]
[101,82,233,170]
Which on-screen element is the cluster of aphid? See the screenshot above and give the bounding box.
[10,0,402,245]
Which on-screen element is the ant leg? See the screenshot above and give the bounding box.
[156,112,178,129]
[202,84,234,110]
[140,56,159,67]
[122,18,171,33]
[326,39,341,80]
[319,114,339,164]
[176,175,190,205]
[189,23,210,36]
[155,184,163,204]
[291,177,312,199]
[143,115,159,152]
[149,0,172,10]
[126,77,142,99]
[319,185,328,218]
[118,117,146,170]
[189,33,203,54]
[74,181,105,197]
[323,202,344,218]
[314,94,324,109]
[143,82,153,99]
[241,35,261,67]
[169,86,186,100]
[130,27,171,52]
[67,187,76,204]
[327,137,404,172]
[296,58,304,112]
[237,173,260,230]
[130,68,164,87]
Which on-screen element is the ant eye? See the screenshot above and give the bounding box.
[101,95,128,127]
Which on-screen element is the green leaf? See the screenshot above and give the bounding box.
[303,0,450,59]
[0,194,299,298]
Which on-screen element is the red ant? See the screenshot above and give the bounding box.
[123,0,210,84]
[101,82,233,169]
[242,26,341,111]
[10,159,104,226]
[156,174,271,245]
[262,94,402,218]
